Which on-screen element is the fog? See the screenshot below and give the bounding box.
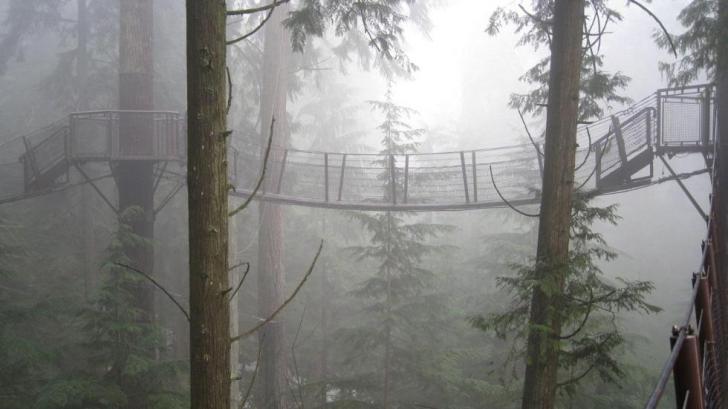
[0,1,718,408]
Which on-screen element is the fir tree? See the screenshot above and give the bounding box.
[334,85,455,409]
[35,208,188,409]
[470,193,660,401]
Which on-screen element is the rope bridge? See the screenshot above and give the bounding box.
[0,85,723,407]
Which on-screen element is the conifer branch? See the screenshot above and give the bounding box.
[229,117,276,217]
[230,241,323,343]
[518,109,543,158]
[115,263,190,322]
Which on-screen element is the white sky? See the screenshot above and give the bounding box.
[340,0,693,151]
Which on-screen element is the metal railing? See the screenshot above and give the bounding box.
[643,122,722,409]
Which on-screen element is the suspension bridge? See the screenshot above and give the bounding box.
[0,83,722,408]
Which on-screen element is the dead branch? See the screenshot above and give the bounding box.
[227,262,251,302]
[227,0,290,16]
[226,66,233,115]
[229,117,276,217]
[574,127,593,172]
[627,0,677,57]
[227,4,278,46]
[115,263,190,322]
[518,108,543,158]
[230,240,323,344]
[238,335,265,409]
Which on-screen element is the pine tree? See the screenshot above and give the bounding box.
[471,193,660,404]
[335,85,454,409]
[34,208,187,409]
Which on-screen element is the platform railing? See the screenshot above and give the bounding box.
[643,130,724,409]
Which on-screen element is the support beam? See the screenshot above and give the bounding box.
[659,155,707,221]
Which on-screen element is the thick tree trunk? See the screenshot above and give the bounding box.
[714,0,728,403]
[257,5,292,409]
[186,2,231,409]
[318,215,330,408]
[520,1,584,409]
[383,211,393,409]
[77,0,95,301]
[117,0,155,313]
[116,2,156,407]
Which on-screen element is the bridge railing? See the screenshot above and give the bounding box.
[643,133,723,409]
[656,83,716,153]
[70,110,184,161]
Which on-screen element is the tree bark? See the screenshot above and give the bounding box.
[117,0,155,312]
[520,1,584,409]
[714,0,728,403]
[257,5,292,409]
[186,2,231,409]
[116,3,156,407]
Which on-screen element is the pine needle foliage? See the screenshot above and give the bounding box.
[656,0,719,84]
[36,208,188,409]
[486,0,633,121]
[334,85,455,408]
[470,193,660,398]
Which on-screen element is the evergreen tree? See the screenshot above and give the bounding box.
[334,85,454,409]
[471,193,660,404]
[35,208,188,409]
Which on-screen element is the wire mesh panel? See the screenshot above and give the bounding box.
[69,111,183,161]
[658,84,715,149]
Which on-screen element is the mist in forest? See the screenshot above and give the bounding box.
[0,1,718,408]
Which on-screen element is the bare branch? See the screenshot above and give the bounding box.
[231,241,324,343]
[574,127,593,172]
[227,5,278,46]
[228,262,251,302]
[115,263,190,322]
[229,117,276,217]
[227,0,290,16]
[518,108,543,158]
[226,66,233,115]
[489,165,540,218]
[238,335,264,409]
[627,0,677,58]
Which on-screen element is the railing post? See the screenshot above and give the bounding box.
[324,152,329,202]
[389,155,397,205]
[460,151,470,203]
[337,154,347,202]
[611,115,629,167]
[693,272,715,360]
[403,154,409,204]
[671,328,705,409]
[702,87,712,148]
[595,141,603,189]
[472,151,478,203]
[656,90,663,151]
[276,149,288,194]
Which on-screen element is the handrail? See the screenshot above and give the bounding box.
[642,111,718,409]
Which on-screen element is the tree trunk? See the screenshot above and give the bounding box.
[186,2,230,409]
[257,5,292,409]
[77,0,95,301]
[116,2,156,407]
[318,215,330,408]
[383,211,393,409]
[520,1,584,409]
[714,0,728,403]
